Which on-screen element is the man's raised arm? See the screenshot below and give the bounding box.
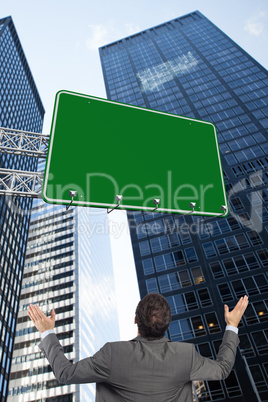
[28,304,56,337]
[224,295,249,328]
[190,295,249,382]
[28,304,111,384]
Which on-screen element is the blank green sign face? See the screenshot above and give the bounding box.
[42,90,228,216]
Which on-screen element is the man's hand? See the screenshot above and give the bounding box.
[28,304,56,333]
[224,295,248,327]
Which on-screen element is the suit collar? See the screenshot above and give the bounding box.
[131,335,171,343]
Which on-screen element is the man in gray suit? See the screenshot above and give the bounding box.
[28,293,248,402]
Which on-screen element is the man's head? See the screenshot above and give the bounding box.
[135,293,171,340]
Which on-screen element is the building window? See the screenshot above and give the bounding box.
[248,365,267,394]
[173,251,186,266]
[169,320,182,341]
[198,288,212,307]
[139,240,150,256]
[222,253,259,276]
[205,312,221,334]
[136,223,147,239]
[232,165,244,177]
[169,315,206,342]
[202,242,217,258]
[262,188,268,203]
[196,342,213,358]
[184,292,198,311]
[250,174,264,188]
[214,234,249,255]
[164,216,175,231]
[132,211,144,222]
[197,380,225,400]
[232,275,268,297]
[155,236,170,250]
[148,220,166,235]
[257,249,268,266]
[158,273,177,293]
[154,253,173,271]
[150,234,179,253]
[197,220,210,239]
[208,221,221,236]
[244,252,260,269]
[191,315,207,338]
[158,270,192,293]
[238,212,253,227]
[145,278,159,293]
[218,283,233,302]
[257,207,268,222]
[222,258,237,276]
[218,219,233,233]
[191,267,205,284]
[214,239,229,254]
[224,370,242,398]
[251,330,268,355]
[209,261,225,279]
[227,216,240,231]
[247,192,262,206]
[263,362,268,381]
[168,233,180,247]
[230,197,244,211]
[244,301,268,325]
[142,258,154,275]
[154,251,187,272]
[225,153,237,165]
[185,247,198,263]
[178,229,192,244]
[238,334,255,357]
[167,291,198,315]
[178,270,192,288]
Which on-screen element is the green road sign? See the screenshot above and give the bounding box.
[42,90,228,216]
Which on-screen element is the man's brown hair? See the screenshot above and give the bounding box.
[135,293,171,340]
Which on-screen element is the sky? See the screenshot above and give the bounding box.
[1,0,267,135]
[1,0,267,339]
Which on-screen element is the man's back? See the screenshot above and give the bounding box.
[96,336,193,402]
[31,294,248,402]
[40,331,239,402]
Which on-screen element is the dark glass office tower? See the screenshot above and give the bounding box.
[99,11,268,401]
[0,16,44,400]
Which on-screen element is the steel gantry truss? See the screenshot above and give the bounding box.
[0,127,50,198]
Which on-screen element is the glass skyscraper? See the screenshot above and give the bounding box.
[99,11,268,401]
[0,16,44,400]
[8,188,119,401]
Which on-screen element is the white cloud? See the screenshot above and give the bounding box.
[124,22,141,36]
[244,21,264,36]
[85,22,142,51]
[86,24,109,50]
[244,10,266,36]
[137,52,199,93]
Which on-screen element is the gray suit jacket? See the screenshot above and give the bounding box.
[39,330,239,401]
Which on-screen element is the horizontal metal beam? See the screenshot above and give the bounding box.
[0,168,44,198]
[0,126,49,158]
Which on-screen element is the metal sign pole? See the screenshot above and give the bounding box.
[240,350,262,402]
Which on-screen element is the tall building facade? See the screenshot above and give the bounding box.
[0,16,44,400]
[99,11,268,401]
[8,166,119,402]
